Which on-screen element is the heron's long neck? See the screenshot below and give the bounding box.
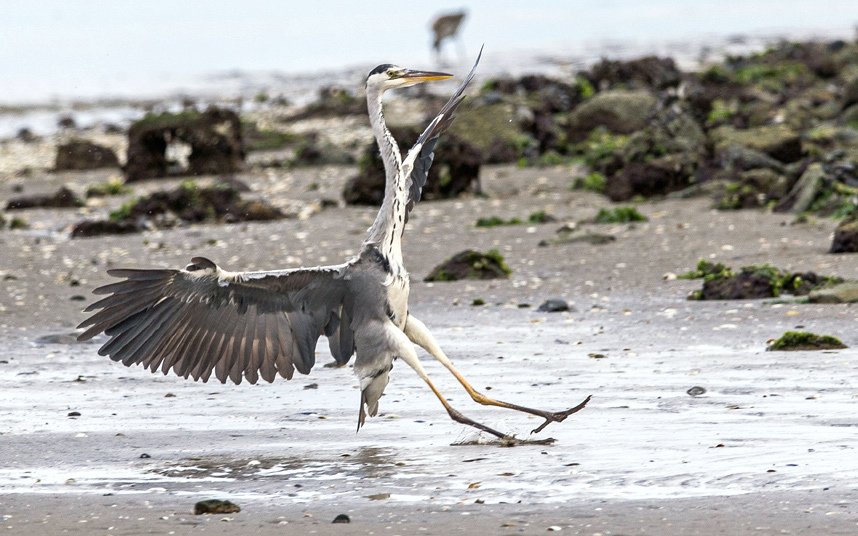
[364,87,407,266]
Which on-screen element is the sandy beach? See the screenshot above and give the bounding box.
[1,160,857,534]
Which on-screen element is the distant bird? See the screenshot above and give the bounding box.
[77,49,590,440]
[430,10,467,65]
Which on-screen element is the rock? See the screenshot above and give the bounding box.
[717,168,790,210]
[16,128,38,143]
[71,182,284,238]
[289,85,367,120]
[809,281,858,303]
[718,145,785,173]
[194,499,241,515]
[332,514,351,524]
[606,153,696,202]
[424,250,511,282]
[71,220,140,238]
[344,125,480,205]
[125,107,244,182]
[57,115,76,129]
[830,217,858,253]
[34,333,82,345]
[775,163,826,212]
[565,90,657,142]
[696,270,779,300]
[450,102,531,163]
[710,125,803,163]
[586,56,682,90]
[6,186,84,210]
[538,232,616,247]
[537,299,570,312]
[767,331,847,351]
[55,140,120,171]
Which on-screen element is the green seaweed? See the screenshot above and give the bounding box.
[475,216,522,228]
[527,210,553,224]
[767,331,847,351]
[86,178,130,198]
[572,171,607,193]
[679,260,733,281]
[594,206,647,224]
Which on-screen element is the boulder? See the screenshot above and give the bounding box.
[830,217,858,253]
[710,125,803,163]
[586,56,682,90]
[55,140,120,171]
[605,153,696,202]
[697,270,778,300]
[565,90,657,142]
[809,281,858,303]
[718,145,785,173]
[125,107,244,182]
[194,499,240,515]
[71,182,284,238]
[424,250,511,282]
[288,86,367,120]
[6,186,84,210]
[775,163,826,212]
[343,125,480,206]
[449,102,530,163]
[71,220,139,238]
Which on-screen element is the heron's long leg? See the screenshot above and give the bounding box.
[394,332,512,440]
[403,315,591,434]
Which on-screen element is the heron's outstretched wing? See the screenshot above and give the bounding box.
[77,256,355,385]
[403,46,482,220]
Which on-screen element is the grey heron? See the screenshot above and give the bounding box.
[77,49,590,440]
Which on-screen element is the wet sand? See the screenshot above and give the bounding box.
[1,164,858,534]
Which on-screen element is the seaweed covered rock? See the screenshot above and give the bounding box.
[809,281,858,303]
[585,56,682,91]
[70,220,139,238]
[125,107,244,182]
[767,331,847,351]
[55,140,120,171]
[600,105,707,201]
[71,181,284,238]
[683,261,842,300]
[716,168,790,210]
[696,268,779,300]
[424,249,511,282]
[565,89,657,143]
[343,125,481,206]
[449,102,532,163]
[288,86,367,121]
[194,499,241,515]
[6,186,84,210]
[606,153,697,202]
[830,217,858,253]
[710,124,803,163]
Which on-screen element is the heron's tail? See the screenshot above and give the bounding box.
[357,370,390,432]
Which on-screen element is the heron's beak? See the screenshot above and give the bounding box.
[398,69,453,83]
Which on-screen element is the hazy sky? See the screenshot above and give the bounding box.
[4,0,858,102]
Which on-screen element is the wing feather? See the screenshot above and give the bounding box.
[77,257,354,384]
[403,46,483,220]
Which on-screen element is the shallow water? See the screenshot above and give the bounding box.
[1,310,855,508]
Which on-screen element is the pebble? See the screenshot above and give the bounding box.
[537,299,570,312]
[332,514,350,523]
[687,386,707,396]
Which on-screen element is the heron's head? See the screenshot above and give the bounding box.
[365,64,452,93]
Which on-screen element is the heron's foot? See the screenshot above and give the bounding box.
[530,395,592,435]
[447,407,511,440]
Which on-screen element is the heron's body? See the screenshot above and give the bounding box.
[78,49,589,439]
